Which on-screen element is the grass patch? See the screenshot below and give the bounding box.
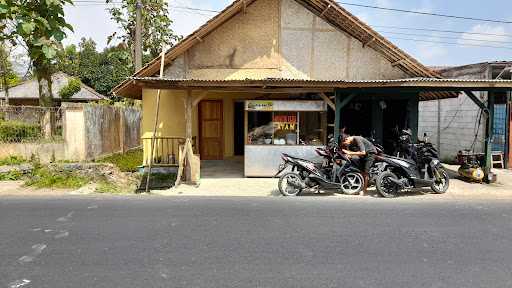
[0,170,24,181]
[25,167,89,189]
[99,149,142,172]
[95,181,123,194]
[0,156,26,166]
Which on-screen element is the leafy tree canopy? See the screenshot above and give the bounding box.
[0,43,20,91]
[58,77,81,100]
[0,0,74,107]
[56,38,132,97]
[106,0,181,62]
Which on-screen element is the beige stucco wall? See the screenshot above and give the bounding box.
[279,0,408,80]
[163,0,410,81]
[143,89,293,158]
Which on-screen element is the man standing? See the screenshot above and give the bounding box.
[341,134,378,196]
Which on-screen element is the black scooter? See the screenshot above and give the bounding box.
[374,132,450,198]
[275,137,364,196]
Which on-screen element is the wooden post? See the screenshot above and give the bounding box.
[119,108,126,153]
[371,97,383,144]
[145,47,166,193]
[407,93,419,143]
[334,91,356,140]
[485,93,495,180]
[185,90,193,140]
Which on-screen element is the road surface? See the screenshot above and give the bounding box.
[1,195,511,287]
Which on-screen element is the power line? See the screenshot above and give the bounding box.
[70,2,512,39]
[371,25,512,39]
[74,0,512,25]
[68,1,512,50]
[378,30,512,45]
[386,36,512,50]
[336,1,512,24]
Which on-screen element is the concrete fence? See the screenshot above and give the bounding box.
[0,103,141,162]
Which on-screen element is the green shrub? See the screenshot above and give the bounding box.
[99,149,142,172]
[25,167,89,189]
[0,170,24,181]
[0,121,41,142]
[59,77,81,100]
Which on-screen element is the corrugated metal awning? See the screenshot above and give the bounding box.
[117,77,512,101]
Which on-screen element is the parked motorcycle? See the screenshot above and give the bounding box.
[275,136,364,196]
[375,132,450,198]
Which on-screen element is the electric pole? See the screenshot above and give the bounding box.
[135,0,143,71]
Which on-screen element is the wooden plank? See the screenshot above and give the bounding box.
[319,93,335,110]
[185,90,193,140]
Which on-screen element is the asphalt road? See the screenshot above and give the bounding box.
[1,196,512,288]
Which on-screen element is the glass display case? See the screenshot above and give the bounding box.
[244,100,328,177]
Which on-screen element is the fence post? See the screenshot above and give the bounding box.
[120,107,126,153]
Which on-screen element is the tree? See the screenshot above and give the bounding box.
[55,43,79,76]
[0,0,74,108]
[77,38,100,87]
[0,43,20,105]
[93,44,132,96]
[55,40,132,97]
[106,0,180,65]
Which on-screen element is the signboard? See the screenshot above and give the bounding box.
[273,114,297,130]
[246,100,327,112]
[246,101,273,111]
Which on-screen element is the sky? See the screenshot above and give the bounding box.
[62,0,512,67]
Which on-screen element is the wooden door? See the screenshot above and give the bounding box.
[199,100,224,160]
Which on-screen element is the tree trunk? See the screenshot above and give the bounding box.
[36,67,56,138]
[0,45,8,106]
[1,74,8,106]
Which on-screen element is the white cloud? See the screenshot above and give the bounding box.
[414,36,449,64]
[63,4,120,49]
[458,24,509,46]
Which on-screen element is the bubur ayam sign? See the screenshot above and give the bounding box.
[246,100,273,111]
[273,115,297,130]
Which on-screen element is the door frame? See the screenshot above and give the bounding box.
[198,100,224,160]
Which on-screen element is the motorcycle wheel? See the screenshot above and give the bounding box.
[376,171,400,198]
[340,172,364,195]
[431,169,450,194]
[278,172,304,196]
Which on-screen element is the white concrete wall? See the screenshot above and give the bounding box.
[419,64,489,162]
[0,142,66,163]
[419,93,487,162]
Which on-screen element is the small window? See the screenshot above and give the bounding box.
[299,111,326,146]
[247,111,273,145]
